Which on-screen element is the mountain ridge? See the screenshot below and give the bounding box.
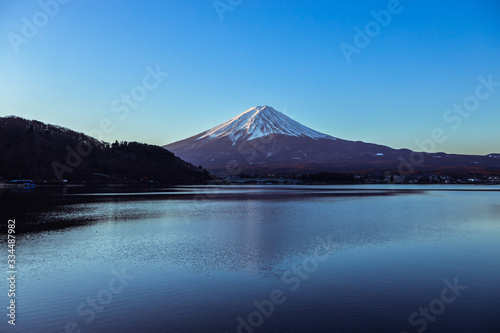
[164,106,500,176]
[0,116,211,183]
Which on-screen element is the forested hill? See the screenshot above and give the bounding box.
[0,116,212,183]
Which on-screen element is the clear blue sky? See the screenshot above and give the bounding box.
[1,0,499,154]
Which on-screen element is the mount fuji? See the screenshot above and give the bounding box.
[195,105,335,144]
[164,106,500,175]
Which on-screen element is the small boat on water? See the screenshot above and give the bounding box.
[2,180,36,188]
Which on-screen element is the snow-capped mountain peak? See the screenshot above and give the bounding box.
[196,105,336,144]
[163,105,500,176]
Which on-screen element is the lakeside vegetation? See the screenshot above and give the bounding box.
[1,116,498,187]
[0,116,212,184]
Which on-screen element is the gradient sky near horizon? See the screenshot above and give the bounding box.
[1,0,499,155]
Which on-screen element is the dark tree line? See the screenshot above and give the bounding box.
[0,116,212,183]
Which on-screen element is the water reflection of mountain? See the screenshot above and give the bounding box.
[4,186,493,279]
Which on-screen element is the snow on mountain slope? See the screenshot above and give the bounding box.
[196,105,336,145]
[163,105,500,175]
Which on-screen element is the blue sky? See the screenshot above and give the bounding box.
[1,0,499,154]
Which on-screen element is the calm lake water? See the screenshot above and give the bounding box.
[1,185,499,332]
